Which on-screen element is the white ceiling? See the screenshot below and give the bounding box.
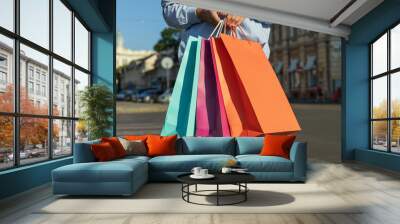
[227,0,352,22]
[174,0,384,37]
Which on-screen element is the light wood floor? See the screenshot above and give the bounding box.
[1,161,400,224]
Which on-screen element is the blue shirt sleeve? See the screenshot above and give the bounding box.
[236,19,271,57]
[161,0,201,30]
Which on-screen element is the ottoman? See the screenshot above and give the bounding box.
[52,157,148,196]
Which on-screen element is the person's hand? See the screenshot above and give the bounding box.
[217,11,228,18]
[196,8,221,26]
[196,9,244,28]
[225,15,244,28]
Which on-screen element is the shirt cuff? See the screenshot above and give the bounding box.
[187,7,201,25]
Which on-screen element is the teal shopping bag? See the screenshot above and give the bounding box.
[161,36,202,136]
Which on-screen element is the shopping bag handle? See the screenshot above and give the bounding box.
[208,20,224,39]
[209,20,249,41]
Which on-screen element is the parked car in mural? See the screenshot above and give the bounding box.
[116,89,137,101]
[136,88,163,103]
[157,89,172,103]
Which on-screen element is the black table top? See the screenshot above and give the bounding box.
[177,172,255,185]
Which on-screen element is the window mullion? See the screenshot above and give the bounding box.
[370,45,373,150]
[13,0,20,167]
[388,30,391,153]
[48,0,54,160]
[71,10,76,155]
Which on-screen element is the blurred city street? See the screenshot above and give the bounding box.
[117,102,341,163]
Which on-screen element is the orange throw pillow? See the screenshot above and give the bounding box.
[260,135,296,159]
[124,135,148,141]
[91,142,117,161]
[101,137,127,158]
[147,135,177,157]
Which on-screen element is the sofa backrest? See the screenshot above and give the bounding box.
[73,139,100,163]
[235,137,264,155]
[74,137,269,162]
[177,137,236,155]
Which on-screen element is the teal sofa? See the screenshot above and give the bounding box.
[52,137,307,196]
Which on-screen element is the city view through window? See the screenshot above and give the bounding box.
[0,0,90,170]
[371,23,400,153]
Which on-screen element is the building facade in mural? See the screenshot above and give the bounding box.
[116,32,178,92]
[269,24,342,103]
[116,32,155,69]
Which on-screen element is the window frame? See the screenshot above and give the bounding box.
[0,0,92,171]
[370,20,400,154]
[0,53,7,87]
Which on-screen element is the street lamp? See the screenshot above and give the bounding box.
[161,56,174,90]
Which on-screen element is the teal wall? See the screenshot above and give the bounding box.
[92,31,116,135]
[0,0,116,200]
[0,158,72,199]
[91,0,116,135]
[343,0,400,170]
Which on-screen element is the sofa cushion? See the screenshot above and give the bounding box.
[147,135,177,157]
[101,137,127,158]
[124,135,148,142]
[235,137,264,155]
[91,142,118,161]
[236,155,293,172]
[177,137,235,155]
[260,135,296,159]
[118,138,147,156]
[53,158,147,183]
[149,154,235,172]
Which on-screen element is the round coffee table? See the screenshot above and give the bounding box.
[177,173,255,206]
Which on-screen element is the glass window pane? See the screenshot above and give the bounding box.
[372,121,388,151]
[0,116,14,170]
[75,120,88,143]
[372,76,387,119]
[391,24,400,70]
[372,33,387,76]
[20,0,49,49]
[20,44,49,115]
[53,59,72,117]
[0,0,14,31]
[74,69,89,118]
[53,119,72,157]
[20,117,49,165]
[53,0,72,60]
[75,18,89,70]
[391,120,400,153]
[391,72,400,118]
[0,35,14,112]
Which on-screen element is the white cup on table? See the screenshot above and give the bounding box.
[191,167,202,176]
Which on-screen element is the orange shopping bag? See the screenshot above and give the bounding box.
[210,37,263,136]
[219,34,301,134]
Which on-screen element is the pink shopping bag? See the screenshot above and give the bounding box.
[195,39,230,136]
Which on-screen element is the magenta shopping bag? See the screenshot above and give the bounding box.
[195,39,230,136]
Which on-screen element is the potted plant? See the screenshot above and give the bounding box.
[79,84,114,140]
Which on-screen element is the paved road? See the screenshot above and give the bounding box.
[117,112,166,136]
[117,103,341,163]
